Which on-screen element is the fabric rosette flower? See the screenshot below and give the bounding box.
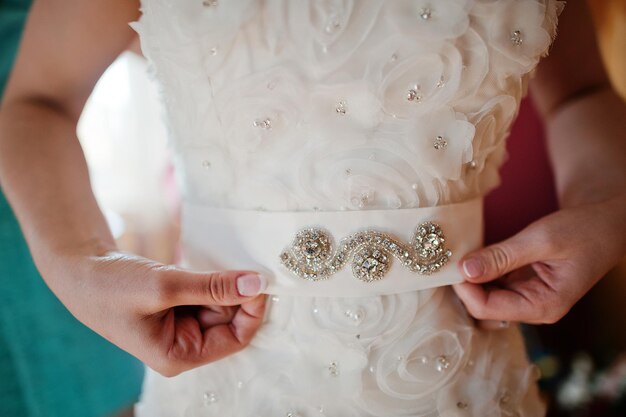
[435,371,500,417]
[464,94,517,193]
[282,0,385,74]
[359,327,473,416]
[448,27,491,112]
[366,37,463,119]
[290,332,369,404]
[243,329,368,408]
[384,0,473,40]
[207,67,311,209]
[292,294,419,348]
[134,0,259,75]
[306,80,383,136]
[472,0,556,76]
[398,106,475,181]
[216,67,307,155]
[295,137,421,210]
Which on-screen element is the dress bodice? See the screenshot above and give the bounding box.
[131,0,564,211]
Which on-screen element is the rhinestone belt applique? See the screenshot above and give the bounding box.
[279,222,452,283]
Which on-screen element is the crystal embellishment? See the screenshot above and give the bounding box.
[435,355,451,372]
[279,222,452,282]
[328,361,340,376]
[253,118,272,129]
[202,391,218,405]
[510,29,523,46]
[419,8,432,20]
[433,135,448,150]
[335,100,347,115]
[407,87,422,102]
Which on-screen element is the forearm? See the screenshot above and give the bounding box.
[0,97,116,288]
[542,86,626,208]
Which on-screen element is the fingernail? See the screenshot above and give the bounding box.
[236,273,267,296]
[462,258,484,279]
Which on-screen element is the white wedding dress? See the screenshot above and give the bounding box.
[131,1,564,415]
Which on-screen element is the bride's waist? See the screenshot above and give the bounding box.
[179,199,484,297]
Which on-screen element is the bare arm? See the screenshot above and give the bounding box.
[531,0,626,208]
[0,0,267,376]
[0,0,137,294]
[453,0,626,325]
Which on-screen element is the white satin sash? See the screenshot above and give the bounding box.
[180,198,483,297]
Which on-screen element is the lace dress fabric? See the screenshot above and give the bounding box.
[131,1,564,415]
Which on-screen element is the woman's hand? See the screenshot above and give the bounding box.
[0,0,271,377]
[453,195,626,325]
[48,249,268,377]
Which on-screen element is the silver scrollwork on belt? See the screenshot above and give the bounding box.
[279,222,452,283]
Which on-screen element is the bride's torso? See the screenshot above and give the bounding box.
[132,0,564,212]
[132,3,565,415]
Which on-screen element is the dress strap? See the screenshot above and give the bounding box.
[180,198,483,297]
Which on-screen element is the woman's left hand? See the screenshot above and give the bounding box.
[452,195,626,326]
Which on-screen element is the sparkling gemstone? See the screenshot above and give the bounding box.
[468,159,477,169]
[353,245,390,282]
[335,100,347,115]
[253,117,272,129]
[423,233,441,251]
[419,7,432,20]
[304,240,321,258]
[203,391,218,405]
[324,14,341,34]
[411,183,419,190]
[237,380,244,388]
[202,0,218,6]
[390,53,398,62]
[433,135,448,150]
[328,361,340,376]
[201,160,211,169]
[291,229,332,267]
[345,168,352,176]
[510,29,523,46]
[358,193,370,208]
[435,355,450,372]
[436,76,445,88]
[407,88,423,102]
[272,296,280,302]
[209,46,218,56]
[344,308,365,323]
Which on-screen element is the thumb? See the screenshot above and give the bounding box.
[154,269,268,309]
[459,226,540,284]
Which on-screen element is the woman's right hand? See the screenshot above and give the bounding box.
[46,250,268,377]
[0,0,268,378]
